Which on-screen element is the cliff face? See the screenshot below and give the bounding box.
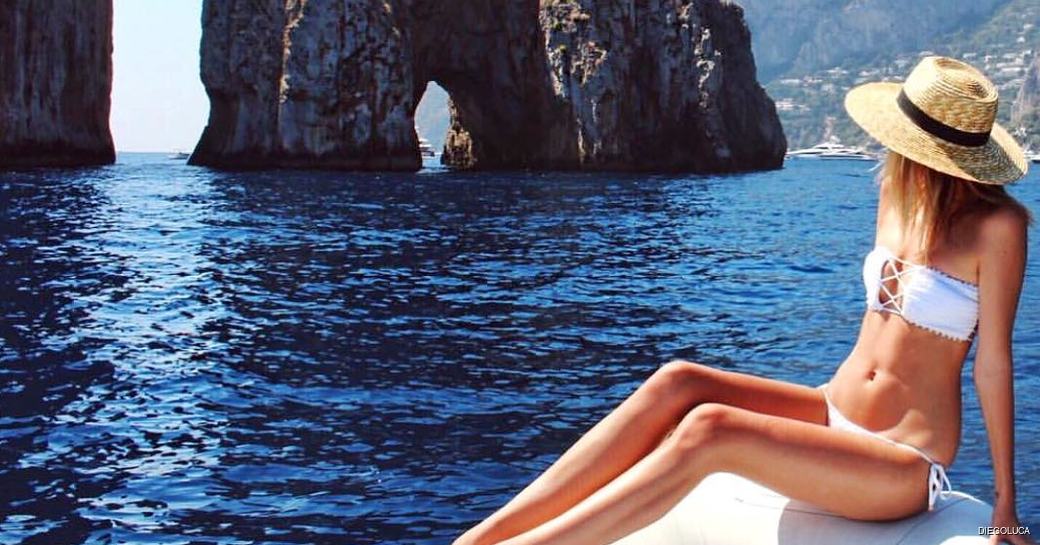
[1011,56,1040,151]
[736,0,1034,150]
[536,0,785,171]
[0,0,115,168]
[737,0,1008,81]
[191,0,785,173]
[191,0,418,169]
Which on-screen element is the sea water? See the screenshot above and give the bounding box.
[1,154,1037,544]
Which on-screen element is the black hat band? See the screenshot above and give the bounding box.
[896,90,991,148]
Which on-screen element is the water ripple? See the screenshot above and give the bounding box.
[0,154,1037,544]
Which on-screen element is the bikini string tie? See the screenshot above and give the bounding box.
[927,463,953,511]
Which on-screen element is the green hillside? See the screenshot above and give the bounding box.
[759,0,1039,150]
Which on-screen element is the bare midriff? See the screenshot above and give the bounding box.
[826,309,969,468]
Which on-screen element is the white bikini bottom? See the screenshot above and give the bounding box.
[816,383,953,511]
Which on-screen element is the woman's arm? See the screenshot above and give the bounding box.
[973,207,1030,539]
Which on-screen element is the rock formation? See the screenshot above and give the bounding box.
[190,0,418,170]
[191,0,785,173]
[0,0,115,168]
[534,0,785,171]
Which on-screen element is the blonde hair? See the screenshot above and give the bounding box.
[880,151,1032,255]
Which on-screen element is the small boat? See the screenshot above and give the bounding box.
[418,137,436,158]
[610,472,994,545]
[816,149,876,161]
[786,141,876,161]
[168,150,190,160]
[1025,149,1040,163]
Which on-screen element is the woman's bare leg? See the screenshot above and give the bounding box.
[453,361,828,545]
[492,402,931,545]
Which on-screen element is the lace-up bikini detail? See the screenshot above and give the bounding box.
[863,245,979,342]
[875,252,916,314]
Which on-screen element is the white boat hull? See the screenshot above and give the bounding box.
[785,141,877,161]
[609,472,991,545]
[787,155,876,160]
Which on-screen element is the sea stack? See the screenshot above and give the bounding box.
[0,0,115,168]
[534,0,786,172]
[191,0,786,173]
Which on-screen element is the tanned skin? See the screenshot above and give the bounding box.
[452,175,1035,545]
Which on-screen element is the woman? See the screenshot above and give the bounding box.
[453,56,1035,545]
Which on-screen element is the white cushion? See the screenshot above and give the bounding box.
[610,472,991,545]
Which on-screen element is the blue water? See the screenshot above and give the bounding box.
[1,154,1037,544]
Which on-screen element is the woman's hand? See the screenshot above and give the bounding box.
[986,502,1036,545]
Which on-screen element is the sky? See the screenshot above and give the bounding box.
[111,0,208,152]
[110,1,448,153]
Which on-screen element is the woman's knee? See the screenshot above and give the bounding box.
[669,402,734,454]
[645,359,709,399]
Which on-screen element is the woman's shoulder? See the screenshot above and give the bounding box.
[976,204,1029,245]
[970,205,1029,266]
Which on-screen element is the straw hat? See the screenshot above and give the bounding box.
[845,55,1028,185]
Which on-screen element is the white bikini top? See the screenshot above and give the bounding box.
[863,245,979,342]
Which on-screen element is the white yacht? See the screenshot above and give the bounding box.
[1025,149,1040,164]
[418,136,436,158]
[786,141,876,161]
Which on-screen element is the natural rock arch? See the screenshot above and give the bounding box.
[189,0,786,173]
